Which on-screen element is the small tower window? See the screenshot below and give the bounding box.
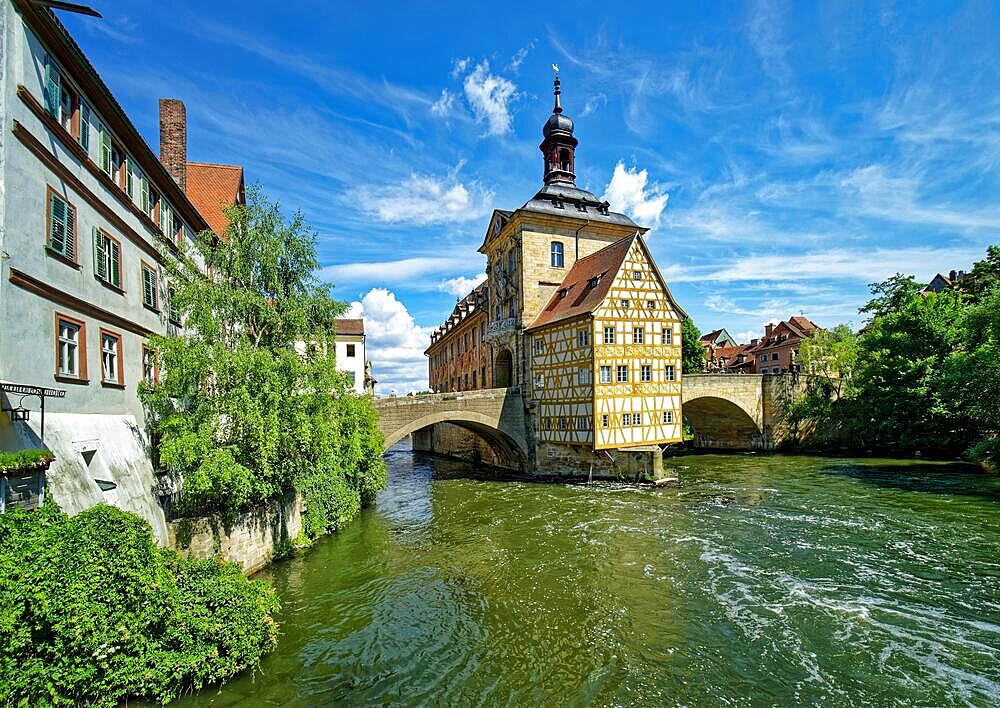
[559,148,571,172]
[550,241,564,268]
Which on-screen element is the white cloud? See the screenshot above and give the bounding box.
[450,57,470,79]
[602,161,670,227]
[735,330,760,343]
[320,255,482,287]
[507,42,535,73]
[350,172,493,225]
[462,61,518,136]
[431,89,456,117]
[345,288,432,396]
[438,273,486,298]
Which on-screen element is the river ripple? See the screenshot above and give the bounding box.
[177,448,1000,707]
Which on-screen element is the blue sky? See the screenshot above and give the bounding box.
[61,1,999,393]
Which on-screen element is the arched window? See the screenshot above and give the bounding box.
[559,148,571,172]
[550,241,564,268]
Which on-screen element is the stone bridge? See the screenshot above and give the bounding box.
[682,374,810,450]
[373,388,529,467]
[373,375,811,464]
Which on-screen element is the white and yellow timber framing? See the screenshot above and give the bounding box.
[530,235,685,450]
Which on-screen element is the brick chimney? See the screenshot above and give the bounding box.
[159,99,186,191]
[764,323,774,337]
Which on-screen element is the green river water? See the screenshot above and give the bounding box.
[178,447,1000,706]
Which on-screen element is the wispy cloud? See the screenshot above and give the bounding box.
[320,256,483,288]
[507,42,535,73]
[350,171,494,226]
[460,60,519,136]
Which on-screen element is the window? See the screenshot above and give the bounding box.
[604,326,615,344]
[125,156,134,199]
[647,300,656,310]
[772,353,779,361]
[58,77,76,134]
[481,323,485,339]
[622,414,631,427]
[142,344,158,384]
[100,329,123,386]
[762,368,770,374]
[620,299,630,309]
[577,417,588,431]
[578,330,589,347]
[509,300,516,319]
[617,365,629,383]
[46,188,77,262]
[633,327,644,344]
[534,373,544,389]
[465,373,470,389]
[112,143,126,190]
[141,263,158,310]
[472,370,478,388]
[577,368,591,385]
[507,249,516,274]
[534,338,543,355]
[662,327,672,345]
[346,344,356,358]
[168,286,180,324]
[632,413,641,426]
[632,270,642,280]
[641,364,652,382]
[79,101,91,153]
[481,366,486,386]
[599,365,612,383]
[663,410,674,424]
[55,314,85,380]
[346,371,356,385]
[601,414,609,428]
[160,204,173,236]
[140,175,150,215]
[100,124,113,176]
[550,241,564,268]
[665,364,675,381]
[759,354,767,362]
[559,417,567,431]
[92,228,121,289]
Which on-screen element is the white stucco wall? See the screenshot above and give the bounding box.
[334,333,366,394]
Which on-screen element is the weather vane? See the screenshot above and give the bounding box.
[552,63,559,76]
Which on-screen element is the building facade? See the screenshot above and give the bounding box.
[0,2,242,537]
[425,76,685,474]
[333,318,373,395]
[746,317,819,374]
[426,282,492,393]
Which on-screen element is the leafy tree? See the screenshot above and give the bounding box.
[798,324,858,396]
[859,273,922,319]
[141,187,386,529]
[681,318,706,374]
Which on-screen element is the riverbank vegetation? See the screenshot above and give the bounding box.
[0,503,278,706]
[788,246,1000,465]
[140,187,387,533]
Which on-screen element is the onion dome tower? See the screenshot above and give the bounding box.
[540,73,578,185]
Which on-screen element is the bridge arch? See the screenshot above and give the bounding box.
[683,395,763,450]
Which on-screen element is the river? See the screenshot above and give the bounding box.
[177,446,1000,706]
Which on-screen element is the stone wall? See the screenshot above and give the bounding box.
[420,422,520,470]
[165,491,302,575]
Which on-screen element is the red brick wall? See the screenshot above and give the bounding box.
[159,99,186,191]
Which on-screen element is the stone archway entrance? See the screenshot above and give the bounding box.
[494,348,513,388]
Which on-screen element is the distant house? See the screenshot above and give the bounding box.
[745,317,820,374]
[334,318,373,395]
[706,343,754,373]
[700,328,738,349]
[922,269,973,294]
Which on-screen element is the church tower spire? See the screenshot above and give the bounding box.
[540,71,578,185]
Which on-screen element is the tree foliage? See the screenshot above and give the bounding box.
[788,246,999,463]
[0,503,279,706]
[141,187,386,529]
[681,318,706,374]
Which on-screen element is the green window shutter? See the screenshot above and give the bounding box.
[65,203,76,260]
[93,227,107,280]
[80,101,90,152]
[43,55,60,117]
[140,176,149,213]
[100,126,112,174]
[143,267,156,308]
[125,157,134,198]
[110,241,121,288]
[49,193,66,255]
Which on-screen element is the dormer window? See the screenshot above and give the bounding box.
[558,288,567,299]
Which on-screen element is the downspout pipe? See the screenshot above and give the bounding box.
[574,218,590,260]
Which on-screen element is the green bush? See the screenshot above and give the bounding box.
[0,503,279,706]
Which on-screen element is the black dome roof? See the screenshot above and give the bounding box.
[543,111,575,137]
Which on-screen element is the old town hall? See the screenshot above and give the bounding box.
[425,76,685,474]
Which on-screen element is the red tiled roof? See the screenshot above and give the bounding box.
[185,161,245,237]
[334,318,364,336]
[700,328,724,343]
[526,235,636,331]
